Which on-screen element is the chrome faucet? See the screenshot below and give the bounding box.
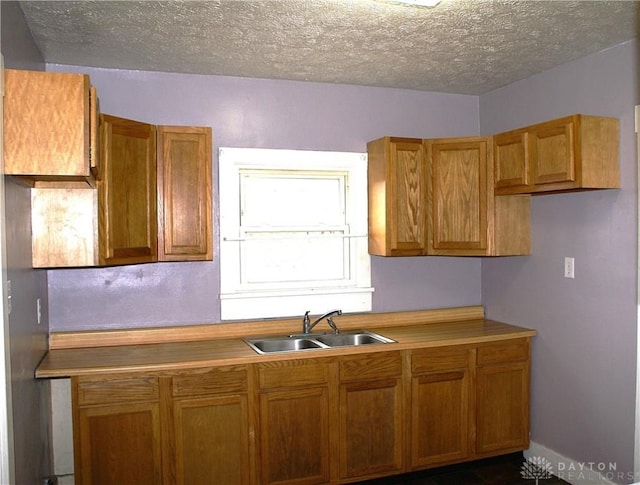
[302,309,342,334]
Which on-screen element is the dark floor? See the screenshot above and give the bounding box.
[357,453,570,485]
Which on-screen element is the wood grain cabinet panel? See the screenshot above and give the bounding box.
[494,114,619,194]
[4,69,99,181]
[427,137,489,254]
[68,338,532,485]
[410,347,473,469]
[367,137,428,256]
[427,137,530,256]
[72,376,162,485]
[172,394,250,485]
[338,352,404,481]
[157,126,213,261]
[367,134,530,258]
[99,114,158,266]
[476,340,531,456]
[258,359,332,485]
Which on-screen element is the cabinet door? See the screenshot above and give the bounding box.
[530,117,575,186]
[99,114,158,265]
[476,340,530,455]
[368,137,427,256]
[428,137,490,255]
[339,378,404,480]
[73,375,162,485]
[411,371,470,467]
[4,69,92,178]
[258,359,331,485]
[338,351,404,480]
[410,346,472,469]
[157,126,213,261]
[259,387,330,485]
[494,131,528,191]
[76,402,162,485]
[173,395,250,485]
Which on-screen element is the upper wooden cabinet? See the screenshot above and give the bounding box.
[99,115,158,266]
[367,136,530,257]
[157,126,213,261]
[4,69,100,182]
[426,137,530,257]
[494,114,619,194]
[29,119,213,267]
[368,137,428,256]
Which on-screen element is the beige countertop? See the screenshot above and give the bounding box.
[36,317,536,378]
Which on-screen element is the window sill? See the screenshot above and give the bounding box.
[220,287,374,321]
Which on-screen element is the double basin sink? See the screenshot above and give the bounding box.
[244,330,395,355]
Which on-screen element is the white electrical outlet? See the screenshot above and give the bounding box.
[564,257,575,279]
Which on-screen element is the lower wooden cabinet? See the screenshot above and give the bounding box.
[476,339,531,456]
[257,358,332,485]
[70,339,531,485]
[72,375,163,485]
[169,366,251,485]
[410,346,473,468]
[338,352,404,480]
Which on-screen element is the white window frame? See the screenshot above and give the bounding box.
[219,147,373,321]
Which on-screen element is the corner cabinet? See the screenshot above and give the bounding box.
[426,137,530,256]
[367,135,530,257]
[494,114,619,194]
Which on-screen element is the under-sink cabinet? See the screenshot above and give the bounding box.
[68,335,531,485]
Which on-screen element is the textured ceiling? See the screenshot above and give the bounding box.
[18,0,640,95]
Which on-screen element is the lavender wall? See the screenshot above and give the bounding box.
[46,65,482,331]
[1,2,53,483]
[480,40,638,481]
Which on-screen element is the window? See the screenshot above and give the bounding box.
[219,147,373,320]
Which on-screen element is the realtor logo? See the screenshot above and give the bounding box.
[521,456,554,484]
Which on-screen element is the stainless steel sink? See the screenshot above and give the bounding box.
[245,337,325,354]
[315,331,395,347]
[244,330,395,354]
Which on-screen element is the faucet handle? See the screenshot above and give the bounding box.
[303,310,311,323]
[327,316,340,334]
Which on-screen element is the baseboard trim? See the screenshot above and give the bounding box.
[525,441,628,485]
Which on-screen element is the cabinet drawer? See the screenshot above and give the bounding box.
[76,376,159,406]
[412,346,472,374]
[172,365,248,397]
[259,359,330,389]
[339,351,402,381]
[477,339,529,366]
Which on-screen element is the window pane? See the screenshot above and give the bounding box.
[241,232,349,285]
[241,171,345,227]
